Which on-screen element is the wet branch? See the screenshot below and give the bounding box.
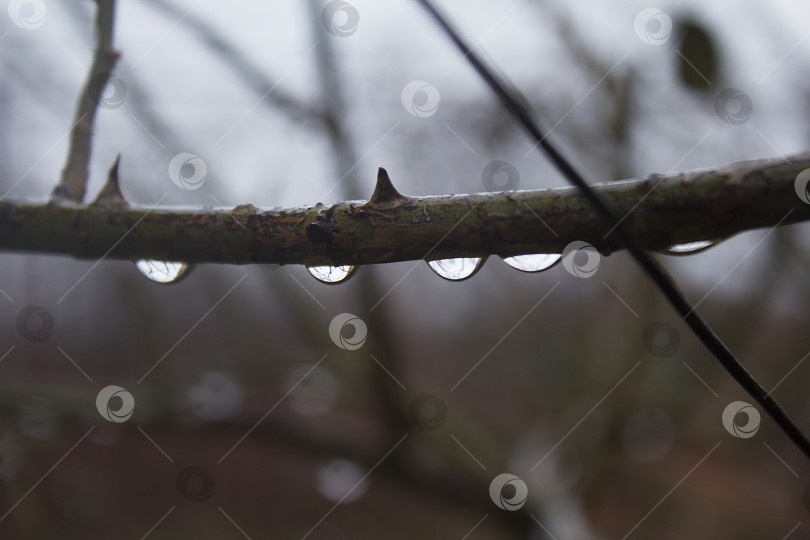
[3,154,810,265]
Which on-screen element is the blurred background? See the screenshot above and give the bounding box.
[2,0,810,538]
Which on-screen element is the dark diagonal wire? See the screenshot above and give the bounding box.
[414,0,810,460]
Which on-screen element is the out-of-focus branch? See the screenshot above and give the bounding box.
[305,0,362,200]
[3,155,810,264]
[0,377,533,537]
[51,0,119,203]
[139,0,326,126]
[300,4,533,534]
[304,0,408,445]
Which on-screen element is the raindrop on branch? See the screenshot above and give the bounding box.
[135,260,194,284]
[660,240,717,256]
[502,254,561,273]
[306,265,357,284]
[427,257,486,281]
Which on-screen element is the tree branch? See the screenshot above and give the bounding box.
[51,0,119,203]
[4,155,810,265]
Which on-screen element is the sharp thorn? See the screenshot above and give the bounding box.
[366,168,408,209]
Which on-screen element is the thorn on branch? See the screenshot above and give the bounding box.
[365,168,409,209]
[91,154,128,209]
[4,153,810,266]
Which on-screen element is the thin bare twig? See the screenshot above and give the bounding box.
[139,0,325,126]
[51,0,119,203]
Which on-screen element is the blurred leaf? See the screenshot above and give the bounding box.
[677,18,718,92]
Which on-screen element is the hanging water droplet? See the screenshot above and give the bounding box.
[661,240,717,256]
[427,257,485,281]
[306,265,357,284]
[502,253,561,273]
[135,260,193,284]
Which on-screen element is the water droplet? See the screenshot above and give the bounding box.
[502,253,561,273]
[135,260,193,284]
[316,459,368,504]
[661,240,717,255]
[306,265,357,284]
[427,257,485,281]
